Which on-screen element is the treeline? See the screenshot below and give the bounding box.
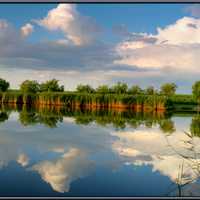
[0,77,200,111]
[0,77,200,100]
[0,78,177,96]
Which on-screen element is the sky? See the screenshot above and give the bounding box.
[1,3,200,93]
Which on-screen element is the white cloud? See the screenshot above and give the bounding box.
[115,17,200,73]
[32,148,94,193]
[21,23,34,37]
[115,43,200,72]
[35,4,100,46]
[156,17,200,45]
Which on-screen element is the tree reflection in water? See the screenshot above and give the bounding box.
[0,111,9,123]
[0,104,176,130]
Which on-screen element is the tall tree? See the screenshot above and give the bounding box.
[0,78,9,92]
[192,81,200,113]
[190,116,200,137]
[145,86,155,95]
[20,80,40,93]
[76,84,95,93]
[111,82,128,94]
[40,79,64,92]
[160,83,177,96]
[128,85,143,95]
[96,85,110,94]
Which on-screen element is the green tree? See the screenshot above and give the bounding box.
[40,79,64,92]
[160,83,177,96]
[111,82,128,94]
[192,81,200,103]
[145,86,155,95]
[76,84,95,93]
[96,85,110,94]
[190,115,200,137]
[20,80,40,93]
[128,85,143,95]
[0,78,9,92]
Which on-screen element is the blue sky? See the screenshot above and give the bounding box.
[0,4,188,42]
[0,3,200,93]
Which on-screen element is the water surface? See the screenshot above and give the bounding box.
[0,105,199,197]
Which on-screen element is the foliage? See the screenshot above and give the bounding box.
[40,79,64,92]
[192,81,200,103]
[190,115,200,137]
[2,79,200,112]
[145,86,155,95]
[96,85,110,94]
[169,94,196,105]
[0,112,9,123]
[110,82,128,94]
[160,83,177,96]
[0,78,9,92]
[128,85,143,95]
[76,84,95,93]
[20,80,40,93]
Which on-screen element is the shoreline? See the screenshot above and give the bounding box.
[0,91,198,112]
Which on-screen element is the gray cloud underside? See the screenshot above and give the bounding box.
[0,41,119,71]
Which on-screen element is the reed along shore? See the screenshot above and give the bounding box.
[0,92,176,112]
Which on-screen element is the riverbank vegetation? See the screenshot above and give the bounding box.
[0,78,199,111]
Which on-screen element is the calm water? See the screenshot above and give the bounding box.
[0,105,200,197]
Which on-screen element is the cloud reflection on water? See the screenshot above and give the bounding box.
[0,112,199,195]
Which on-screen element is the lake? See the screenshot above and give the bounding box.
[0,104,199,197]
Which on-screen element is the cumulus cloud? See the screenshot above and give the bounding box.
[156,17,200,45]
[21,23,34,37]
[115,17,200,73]
[35,4,100,46]
[32,148,94,193]
[115,43,200,72]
